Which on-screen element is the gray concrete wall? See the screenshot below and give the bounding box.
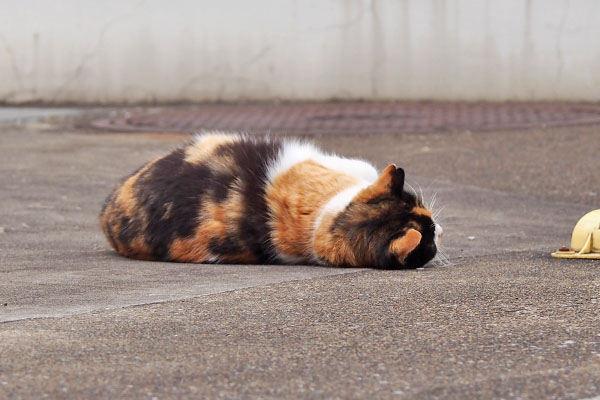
[1,0,599,103]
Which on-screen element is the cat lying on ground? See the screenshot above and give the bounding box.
[100,133,443,268]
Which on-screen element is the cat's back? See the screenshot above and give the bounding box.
[100,132,379,265]
[100,133,283,262]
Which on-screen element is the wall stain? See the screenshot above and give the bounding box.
[554,0,570,85]
[370,0,385,97]
[1,0,599,102]
[51,0,148,101]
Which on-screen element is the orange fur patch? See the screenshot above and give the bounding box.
[99,209,122,253]
[313,213,361,266]
[167,191,256,263]
[184,134,238,164]
[169,236,211,262]
[353,164,396,203]
[168,198,225,262]
[99,159,159,258]
[115,161,156,213]
[412,207,432,217]
[127,236,153,260]
[266,160,360,260]
[390,229,422,262]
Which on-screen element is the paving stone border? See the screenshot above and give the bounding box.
[89,102,600,135]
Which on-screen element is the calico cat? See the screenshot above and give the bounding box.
[100,133,443,268]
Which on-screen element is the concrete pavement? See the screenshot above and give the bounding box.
[0,107,599,399]
[3,254,600,399]
[0,126,364,322]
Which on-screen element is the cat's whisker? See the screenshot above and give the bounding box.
[438,252,450,263]
[417,183,425,205]
[432,205,446,220]
[436,245,449,258]
[438,251,452,266]
[429,191,438,211]
[405,181,419,199]
[433,210,444,220]
[425,178,440,194]
[432,256,449,268]
[430,252,450,267]
[433,216,452,227]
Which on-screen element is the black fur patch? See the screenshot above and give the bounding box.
[209,236,243,256]
[211,172,236,203]
[117,215,137,246]
[404,241,437,268]
[390,167,405,196]
[216,139,282,262]
[134,148,212,260]
[103,219,119,252]
[333,192,436,269]
[124,139,283,262]
[100,163,147,216]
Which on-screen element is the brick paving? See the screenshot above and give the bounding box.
[89,102,600,135]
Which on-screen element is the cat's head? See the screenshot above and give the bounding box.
[315,164,442,269]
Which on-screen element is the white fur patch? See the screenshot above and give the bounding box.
[434,224,443,246]
[189,134,380,265]
[276,183,371,265]
[266,140,378,184]
[314,183,369,227]
[266,139,378,264]
[310,182,370,261]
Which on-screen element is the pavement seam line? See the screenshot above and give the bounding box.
[0,268,370,325]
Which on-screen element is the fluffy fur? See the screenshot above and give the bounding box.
[100,133,442,268]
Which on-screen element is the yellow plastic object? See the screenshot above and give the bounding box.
[552,209,600,259]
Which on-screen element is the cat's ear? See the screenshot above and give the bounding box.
[377,164,405,196]
[354,164,405,202]
[389,228,422,264]
[389,166,405,196]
